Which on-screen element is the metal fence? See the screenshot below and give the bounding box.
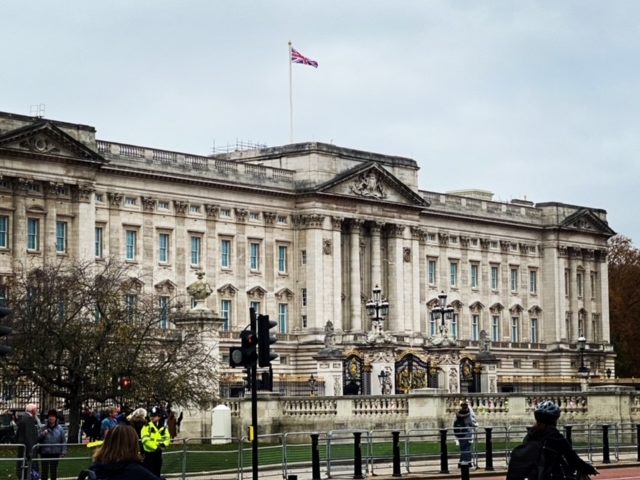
[8,422,640,479]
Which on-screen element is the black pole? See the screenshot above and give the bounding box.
[636,425,640,462]
[353,432,364,479]
[311,433,321,480]
[484,427,494,471]
[250,310,258,480]
[392,430,402,478]
[439,428,449,474]
[564,425,573,447]
[460,461,470,480]
[602,424,610,464]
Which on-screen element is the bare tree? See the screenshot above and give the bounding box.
[1,260,216,441]
[608,235,640,377]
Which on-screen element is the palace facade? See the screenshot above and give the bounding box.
[0,111,615,397]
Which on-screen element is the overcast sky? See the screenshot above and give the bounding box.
[2,1,638,243]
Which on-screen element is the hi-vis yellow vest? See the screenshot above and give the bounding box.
[141,422,170,453]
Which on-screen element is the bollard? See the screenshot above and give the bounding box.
[637,425,640,462]
[459,461,471,480]
[392,430,402,478]
[602,424,611,464]
[354,431,364,480]
[484,427,494,471]
[439,428,450,474]
[311,433,321,480]
[564,425,573,447]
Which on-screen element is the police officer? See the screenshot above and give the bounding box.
[140,407,170,476]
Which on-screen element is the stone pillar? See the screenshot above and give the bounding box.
[43,183,58,264]
[73,184,96,262]
[370,221,383,291]
[331,217,344,332]
[173,201,189,292]
[568,247,578,342]
[234,208,249,324]
[315,352,344,397]
[304,214,325,331]
[371,359,395,396]
[12,179,28,266]
[205,205,220,311]
[598,249,611,343]
[141,197,156,279]
[410,227,423,334]
[349,219,364,332]
[107,192,123,258]
[387,224,405,333]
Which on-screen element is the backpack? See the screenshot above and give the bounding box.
[76,470,98,480]
[453,416,468,439]
[506,440,560,480]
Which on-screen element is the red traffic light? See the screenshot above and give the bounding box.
[120,377,132,390]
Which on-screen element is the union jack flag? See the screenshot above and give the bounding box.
[291,47,318,68]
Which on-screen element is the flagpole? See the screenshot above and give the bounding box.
[288,41,293,144]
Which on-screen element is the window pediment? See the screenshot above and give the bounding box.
[247,286,267,299]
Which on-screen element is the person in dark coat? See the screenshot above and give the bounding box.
[82,409,100,442]
[89,425,160,480]
[523,401,598,479]
[38,409,66,480]
[452,402,476,465]
[16,403,39,480]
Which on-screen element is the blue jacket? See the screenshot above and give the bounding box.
[38,423,66,455]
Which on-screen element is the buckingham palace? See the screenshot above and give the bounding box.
[0,110,616,397]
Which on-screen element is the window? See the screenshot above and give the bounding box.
[529,270,538,294]
[278,245,288,273]
[158,201,170,210]
[471,238,478,246]
[249,242,260,271]
[125,230,137,261]
[220,239,231,268]
[190,205,201,214]
[220,208,231,218]
[221,299,231,331]
[449,261,458,287]
[513,360,521,369]
[250,301,260,315]
[491,265,499,290]
[277,215,287,225]
[95,226,104,258]
[564,269,570,297]
[429,313,437,336]
[278,303,288,333]
[590,272,597,300]
[531,318,538,343]
[510,267,518,292]
[301,288,307,307]
[451,313,459,339]
[428,233,436,242]
[491,315,500,342]
[0,286,7,302]
[159,233,170,263]
[428,259,437,285]
[125,294,137,321]
[301,250,307,265]
[95,193,104,203]
[249,211,260,221]
[591,314,600,342]
[532,360,540,369]
[450,236,458,244]
[0,216,8,248]
[27,218,39,251]
[55,221,67,253]
[159,296,169,329]
[470,264,479,289]
[578,311,585,337]
[577,272,584,298]
[490,241,498,249]
[471,315,480,341]
[191,236,202,266]
[511,317,520,342]
[125,197,137,207]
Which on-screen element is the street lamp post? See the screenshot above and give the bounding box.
[378,369,391,395]
[366,285,389,336]
[308,374,318,396]
[431,291,455,337]
[577,336,590,389]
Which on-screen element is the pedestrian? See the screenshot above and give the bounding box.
[87,425,161,480]
[16,403,39,480]
[507,400,598,480]
[452,402,476,466]
[166,411,177,439]
[125,408,147,456]
[140,407,170,477]
[100,407,119,440]
[38,409,66,480]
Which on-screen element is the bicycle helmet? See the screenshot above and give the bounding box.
[534,400,561,423]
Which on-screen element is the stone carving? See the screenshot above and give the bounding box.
[410,226,425,241]
[334,375,342,396]
[403,247,411,263]
[371,221,384,235]
[438,232,449,246]
[75,184,95,202]
[459,236,470,247]
[234,208,249,223]
[479,330,490,353]
[387,224,405,238]
[217,283,238,297]
[331,216,344,230]
[350,218,365,234]
[20,135,60,154]
[247,286,267,299]
[108,192,123,207]
[186,271,213,309]
[141,196,156,211]
[293,214,325,228]
[204,204,219,218]
[448,368,459,393]
[323,239,332,255]
[173,200,188,215]
[263,211,277,225]
[480,238,490,250]
[275,288,294,301]
[558,245,568,257]
[324,321,336,348]
[500,240,510,252]
[350,170,385,199]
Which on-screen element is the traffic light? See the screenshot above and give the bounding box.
[0,303,12,358]
[229,329,257,368]
[257,314,278,367]
[119,377,132,391]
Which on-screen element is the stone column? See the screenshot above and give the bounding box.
[141,197,156,279]
[349,219,364,332]
[410,227,423,334]
[387,224,405,333]
[331,216,344,332]
[107,192,123,258]
[205,204,220,310]
[262,211,276,295]
[568,247,578,342]
[304,214,325,331]
[43,183,58,264]
[12,179,28,266]
[234,208,249,324]
[370,221,383,291]
[597,249,611,343]
[174,201,189,292]
[73,184,96,262]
